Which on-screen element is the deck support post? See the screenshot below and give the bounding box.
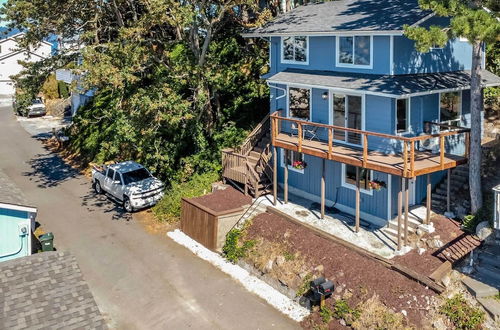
[426,174,431,225]
[284,150,289,204]
[355,167,360,233]
[404,177,409,246]
[446,169,451,213]
[272,147,277,206]
[321,158,325,219]
[397,178,403,251]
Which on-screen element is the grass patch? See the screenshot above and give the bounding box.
[152,171,219,223]
[333,299,361,326]
[440,294,485,330]
[320,305,333,323]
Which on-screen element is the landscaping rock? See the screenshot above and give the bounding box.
[298,271,309,279]
[263,259,273,273]
[339,319,346,326]
[314,264,324,273]
[275,256,285,267]
[432,317,447,329]
[476,221,493,241]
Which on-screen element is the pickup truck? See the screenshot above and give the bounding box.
[92,161,164,212]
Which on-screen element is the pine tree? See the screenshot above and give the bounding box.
[404,0,500,214]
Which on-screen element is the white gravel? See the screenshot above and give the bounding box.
[167,229,310,322]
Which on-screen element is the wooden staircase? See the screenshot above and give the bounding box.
[431,164,470,215]
[222,114,273,198]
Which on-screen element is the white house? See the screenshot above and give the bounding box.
[0,33,52,97]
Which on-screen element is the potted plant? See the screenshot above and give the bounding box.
[292,160,307,170]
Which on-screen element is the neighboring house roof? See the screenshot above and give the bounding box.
[244,0,432,36]
[265,69,500,98]
[0,32,53,48]
[0,251,107,329]
[0,168,36,213]
[0,49,46,62]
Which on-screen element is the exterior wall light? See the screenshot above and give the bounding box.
[322,92,328,100]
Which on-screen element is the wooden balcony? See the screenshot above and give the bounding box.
[270,112,470,178]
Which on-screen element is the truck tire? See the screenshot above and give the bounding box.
[123,196,134,213]
[94,180,103,194]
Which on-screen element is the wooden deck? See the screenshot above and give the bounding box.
[275,133,467,178]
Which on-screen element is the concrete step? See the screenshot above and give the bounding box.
[387,219,419,232]
[477,297,500,321]
[383,227,407,240]
[462,276,499,298]
[478,254,500,269]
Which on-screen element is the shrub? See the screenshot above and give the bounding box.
[320,305,333,323]
[58,81,70,98]
[440,294,485,330]
[462,214,478,233]
[333,299,360,326]
[152,171,219,223]
[223,227,256,263]
[41,74,59,99]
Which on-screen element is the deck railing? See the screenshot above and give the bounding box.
[237,113,270,156]
[271,111,471,177]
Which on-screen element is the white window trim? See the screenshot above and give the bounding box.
[438,90,463,126]
[328,90,366,148]
[280,149,305,174]
[335,35,374,69]
[341,164,373,195]
[281,36,309,65]
[395,97,411,135]
[286,85,312,121]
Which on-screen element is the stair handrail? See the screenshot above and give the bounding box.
[237,113,271,156]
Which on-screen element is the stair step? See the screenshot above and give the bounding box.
[478,254,500,269]
[433,194,448,201]
[253,146,263,153]
[387,219,419,232]
[249,151,260,159]
[462,275,499,298]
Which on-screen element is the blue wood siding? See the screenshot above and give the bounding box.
[0,208,30,262]
[277,150,391,224]
[270,36,391,75]
[365,95,397,153]
[393,36,472,74]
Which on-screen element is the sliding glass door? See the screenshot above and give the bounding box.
[333,94,362,145]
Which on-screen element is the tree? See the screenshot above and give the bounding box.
[404,0,500,214]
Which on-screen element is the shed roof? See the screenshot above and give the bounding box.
[0,251,107,329]
[265,69,500,98]
[0,169,35,212]
[244,0,432,36]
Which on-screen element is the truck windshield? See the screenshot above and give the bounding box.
[122,168,151,185]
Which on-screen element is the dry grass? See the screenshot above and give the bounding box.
[352,295,414,330]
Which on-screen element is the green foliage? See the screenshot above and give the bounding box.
[403,25,449,52]
[440,294,485,330]
[296,273,313,297]
[41,74,59,99]
[58,81,69,98]
[463,192,495,231]
[319,305,333,323]
[223,227,256,263]
[462,214,479,233]
[333,299,361,325]
[152,171,219,223]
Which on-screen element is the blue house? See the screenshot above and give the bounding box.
[223,0,500,250]
[0,172,37,262]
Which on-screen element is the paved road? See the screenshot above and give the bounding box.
[0,106,299,330]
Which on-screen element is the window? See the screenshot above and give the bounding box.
[337,36,372,67]
[282,36,308,64]
[281,150,305,173]
[288,87,310,120]
[342,165,372,192]
[396,98,410,133]
[106,168,115,180]
[440,92,461,126]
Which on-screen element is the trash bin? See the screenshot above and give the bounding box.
[39,232,54,252]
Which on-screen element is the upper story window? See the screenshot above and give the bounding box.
[337,36,372,68]
[396,98,410,134]
[288,87,311,120]
[440,91,462,127]
[282,36,308,64]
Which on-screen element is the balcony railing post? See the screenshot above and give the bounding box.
[363,134,368,168]
[298,122,303,153]
[328,127,333,159]
[410,140,415,177]
[403,141,408,177]
[440,136,445,170]
[465,131,470,158]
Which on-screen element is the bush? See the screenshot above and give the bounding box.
[462,214,479,233]
[41,74,59,99]
[152,171,219,223]
[58,81,70,98]
[440,294,485,330]
[320,305,333,323]
[223,227,256,263]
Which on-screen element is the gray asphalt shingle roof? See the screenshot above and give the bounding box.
[245,0,431,36]
[0,169,31,207]
[265,69,500,97]
[0,251,107,330]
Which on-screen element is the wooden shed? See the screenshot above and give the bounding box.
[181,188,252,252]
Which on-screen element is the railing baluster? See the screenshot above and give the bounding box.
[298,122,302,152]
[363,134,368,168]
[465,131,470,158]
[440,136,445,170]
[328,127,333,159]
[410,140,415,177]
